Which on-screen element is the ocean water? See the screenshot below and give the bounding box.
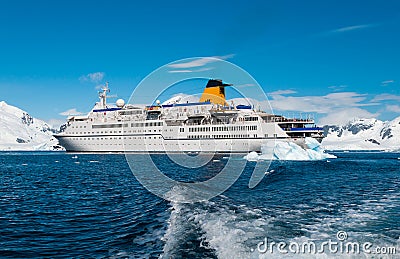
[0,151,399,258]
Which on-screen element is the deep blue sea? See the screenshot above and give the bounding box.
[0,151,399,258]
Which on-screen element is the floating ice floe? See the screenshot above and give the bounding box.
[244,137,337,161]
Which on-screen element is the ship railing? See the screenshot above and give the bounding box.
[288,127,323,131]
[263,113,316,123]
[185,122,229,126]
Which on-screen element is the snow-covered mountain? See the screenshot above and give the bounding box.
[0,101,61,151]
[322,117,400,151]
[161,94,199,105]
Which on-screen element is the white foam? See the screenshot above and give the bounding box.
[193,203,271,258]
[160,173,398,258]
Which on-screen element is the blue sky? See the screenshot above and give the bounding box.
[0,0,399,126]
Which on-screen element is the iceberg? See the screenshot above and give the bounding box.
[243,137,337,161]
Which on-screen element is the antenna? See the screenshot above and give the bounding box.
[99,82,113,108]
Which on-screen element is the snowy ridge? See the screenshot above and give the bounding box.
[322,117,400,151]
[161,94,199,105]
[0,101,60,151]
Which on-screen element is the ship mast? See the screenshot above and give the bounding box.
[99,82,110,109]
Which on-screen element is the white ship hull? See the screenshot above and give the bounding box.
[56,135,273,153]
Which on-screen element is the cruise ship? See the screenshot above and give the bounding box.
[54,80,323,152]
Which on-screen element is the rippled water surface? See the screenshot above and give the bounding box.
[0,151,399,258]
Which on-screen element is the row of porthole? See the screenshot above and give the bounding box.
[73,141,249,146]
[71,136,163,140]
[68,129,163,134]
[187,125,258,133]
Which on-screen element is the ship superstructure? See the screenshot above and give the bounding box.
[54,80,323,152]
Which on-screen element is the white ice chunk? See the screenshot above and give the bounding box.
[244,137,337,161]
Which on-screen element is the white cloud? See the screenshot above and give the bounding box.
[269,92,374,114]
[328,85,347,91]
[168,54,235,69]
[386,104,400,113]
[381,80,394,86]
[59,108,84,116]
[168,67,214,73]
[266,91,383,125]
[79,72,105,83]
[168,69,194,73]
[371,93,400,102]
[318,108,378,125]
[329,24,376,33]
[268,89,297,95]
